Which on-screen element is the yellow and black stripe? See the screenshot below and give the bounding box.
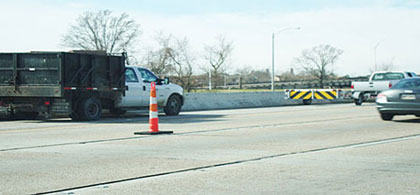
[289,90,312,100]
[313,90,337,100]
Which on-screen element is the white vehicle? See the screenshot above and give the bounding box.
[116,65,184,116]
[351,71,418,105]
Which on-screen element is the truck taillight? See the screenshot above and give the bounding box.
[389,83,392,88]
[44,101,51,106]
[351,84,354,89]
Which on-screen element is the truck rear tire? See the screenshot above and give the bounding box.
[164,95,182,116]
[78,98,102,121]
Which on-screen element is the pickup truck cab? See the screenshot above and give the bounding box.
[351,71,418,105]
[117,65,184,115]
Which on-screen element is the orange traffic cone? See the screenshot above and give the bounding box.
[134,82,173,135]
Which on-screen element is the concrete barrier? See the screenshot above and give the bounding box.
[182,92,352,111]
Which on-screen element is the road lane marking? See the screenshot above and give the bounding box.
[0,115,376,152]
[33,133,420,195]
[0,103,365,133]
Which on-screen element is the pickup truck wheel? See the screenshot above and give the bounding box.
[380,113,394,121]
[355,94,363,106]
[354,99,363,106]
[78,98,102,121]
[303,99,312,105]
[110,108,127,116]
[164,95,182,116]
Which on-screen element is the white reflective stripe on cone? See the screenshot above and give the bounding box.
[150,98,157,104]
[150,111,158,118]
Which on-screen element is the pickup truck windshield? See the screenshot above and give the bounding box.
[392,79,420,89]
[372,73,404,81]
[138,68,158,83]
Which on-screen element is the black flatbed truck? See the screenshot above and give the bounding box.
[0,51,125,120]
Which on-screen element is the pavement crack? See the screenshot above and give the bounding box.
[1,115,374,152]
[33,133,420,195]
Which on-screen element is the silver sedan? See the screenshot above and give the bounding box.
[376,78,420,121]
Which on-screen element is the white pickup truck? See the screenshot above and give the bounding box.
[118,65,184,115]
[351,71,418,105]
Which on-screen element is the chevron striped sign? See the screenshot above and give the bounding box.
[288,90,313,100]
[313,90,338,100]
[286,89,339,100]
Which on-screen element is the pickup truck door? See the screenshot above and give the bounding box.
[120,68,144,107]
[136,68,169,106]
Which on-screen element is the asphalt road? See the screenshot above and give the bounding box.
[0,103,419,195]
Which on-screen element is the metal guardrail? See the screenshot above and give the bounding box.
[215,80,361,90]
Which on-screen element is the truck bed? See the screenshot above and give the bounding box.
[351,81,393,92]
[0,52,125,97]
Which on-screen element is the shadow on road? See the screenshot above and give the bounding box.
[4,113,226,125]
[393,118,420,123]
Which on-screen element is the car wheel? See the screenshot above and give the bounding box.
[78,98,102,121]
[164,95,182,116]
[380,113,394,121]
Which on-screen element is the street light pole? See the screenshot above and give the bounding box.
[271,33,275,91]
[209,66,212,90]
[271,27,300,92]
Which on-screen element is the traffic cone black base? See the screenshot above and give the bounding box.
[134,131,173,135]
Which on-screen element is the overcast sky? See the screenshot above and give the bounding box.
[1,0,420,76]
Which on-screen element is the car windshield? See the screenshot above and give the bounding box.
[392,79,420,89]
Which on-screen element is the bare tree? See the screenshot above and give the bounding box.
[143,34,173,76]
[370,58,397,73]
[235,66,270,84]
[62,10,140,54]
[142,34,196,91]
[293,44,343,88]
[380,62,397,71]
[204,36,234,88]
[167,38,196,92]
